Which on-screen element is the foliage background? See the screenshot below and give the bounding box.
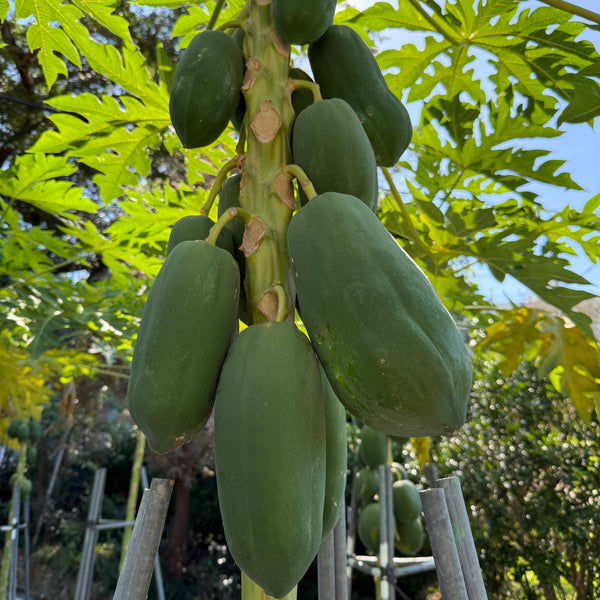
[1,0,599,598]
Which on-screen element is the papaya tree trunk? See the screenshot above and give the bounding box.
[166,478,190,578]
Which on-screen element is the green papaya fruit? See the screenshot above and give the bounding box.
[358,425,389,468]
[390,462,408,481]
[273,0,336,45]
[26,445,38,465]
[357,502,380,554]
[320,364,348,538]
[217,174,249,324]
[214,322,326,598]
[292,98,378,211]
[287,192,472,437]
[7,418,22,439]
[392,480,422,524]
[395,517,425,555]
[354,467,379,506]
[128,240,239,454]
[28,419,42,442]
[17,422,30,443]
[308,24,412,167]
[166,215,234,256]
[169,30,244,148]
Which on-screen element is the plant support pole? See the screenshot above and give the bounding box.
[420,488,468,599]
[435,477,487,599]
[113,478,174,600]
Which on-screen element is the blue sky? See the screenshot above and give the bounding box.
[345,0,600,305]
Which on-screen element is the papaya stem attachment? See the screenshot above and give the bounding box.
[284,164,317,202]
[207,0,227,30]
[290,79,322,104]
[207,206,255,246]
[273,284,288,323]
[201,155,245,215]
[381,167,434,262]
[241,572,297,600]
[218,19,247,33]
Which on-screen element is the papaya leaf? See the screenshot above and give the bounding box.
[558,74,600,124]
[70,0,132,45]
[0,154,98,215]
[1,0,9,19]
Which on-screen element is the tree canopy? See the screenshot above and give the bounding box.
[1,0,599,431]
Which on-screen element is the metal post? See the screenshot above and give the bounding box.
[346,467,359,600]
[436,477,487,600]
[23,493,31,600]
[378,465,395,600]
[113,478,174,600]
[8,485,20,600]
[74,468,106,600]
[318,530,335,599]
[333,499,348,600]
[420,488,468,600]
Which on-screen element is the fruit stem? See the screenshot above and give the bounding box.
[201,155,244,215]
[241,572,297,600]
[218,19,247,33]
[206,0,227,30]
[273,284,288,322]
[207,207,255,246]
[284,164,317,201]
[290,79,322,103]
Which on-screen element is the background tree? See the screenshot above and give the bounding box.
[437,359,600,599]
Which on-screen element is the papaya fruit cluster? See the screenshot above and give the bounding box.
[354,426,426,557]
[128,3,472,597]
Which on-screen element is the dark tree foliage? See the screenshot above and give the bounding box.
[438,361,600,600]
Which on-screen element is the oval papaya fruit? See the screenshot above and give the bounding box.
[354,467,379,506]
[273,0,336,45]
[128,240,239,454]
[214,322,326,598]
[395,517,425,556]
[392,480,422,524]
[358,425,389,468]
[357,502,380,554]
[292,98,378,211]
[169,30,244,148]
[287,192,472,437]
[308,24,412,167]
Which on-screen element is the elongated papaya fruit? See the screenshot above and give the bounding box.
[287,192,472,437]
[273,0,336,45]
[309,25,412,167]
[128,241,239,454]
[169,30,244,148]
[292,98,378,212]
[215,322,326,598]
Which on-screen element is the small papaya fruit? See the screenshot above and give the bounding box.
[169,30,244,148]
[309,24,412,166]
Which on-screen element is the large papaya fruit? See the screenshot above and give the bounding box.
[128,241,239,454]
[273,0,336,45]
[308,25,412,167]
[320,364,348,538]
[292,98,378,212]
[287,192,472,437]
[214,322,326,598]
[169,30,244,148]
